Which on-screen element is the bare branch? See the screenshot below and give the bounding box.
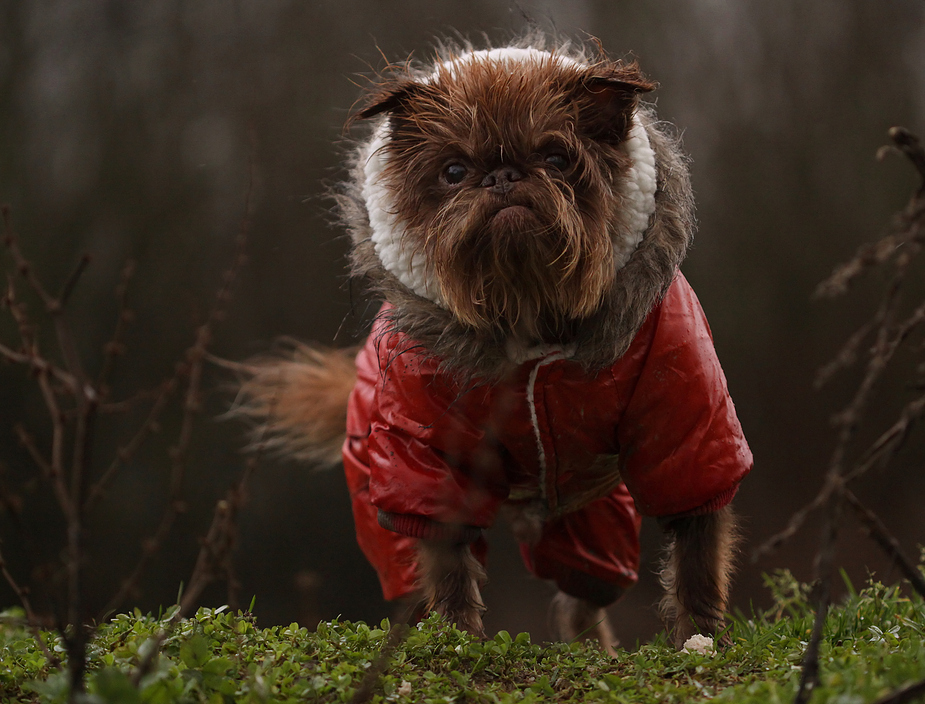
[2,206,55,308]
[0,120,258,700]
[844,390,925,485]
[13,424,54,480]
[843,488,925,599]
[3,202,94,400]
[84,379,177,513]
[814,234,902,300]
[752,483,831,562]
[99,506,179,619]
[97,339,215,614]
[57,255,91,310]
[15,418,74,527]
[814,129,924,301]
[887,126,925,192]
[96,260,136,396]
[0,339,78,391]
[129,458,258,687]
[0,543,60,669]
[758,385,925,566]
[796,270,897,703]
[103,126,258,620]
[783,128,925,703]
[183,463,255,611]
[3,207,100,701]
[0,543,38,623]
[872,678,925,704]
[94,385,167,414]
[814,318,875,389]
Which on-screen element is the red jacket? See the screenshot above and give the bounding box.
[342,274,752,602]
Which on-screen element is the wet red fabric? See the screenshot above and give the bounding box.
[342,273,752,601]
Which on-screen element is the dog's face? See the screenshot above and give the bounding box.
[356,49,655,341]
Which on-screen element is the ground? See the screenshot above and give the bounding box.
[1,571,923,703]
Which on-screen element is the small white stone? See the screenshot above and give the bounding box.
[682,634,715,655]
[397,680,413,697]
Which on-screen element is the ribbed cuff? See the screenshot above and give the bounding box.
[661,484,740,520]
[377,510,483,544]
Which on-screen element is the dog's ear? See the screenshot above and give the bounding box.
[575,62,656,142]
[351,79,435,122]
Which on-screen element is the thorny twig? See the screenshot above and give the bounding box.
[100,125,256,621]
[83,379,178,513]
[93,385,173,414]
[885,127,925,195]
[0,337,77,391]
[753,128,925,704]
[96,260,136,396]
[0,462,50,620]
[755,132,925,563]
[872,677,925,704]
[844,388,925,485]
[1,206,93,697]
[0,541,60,669]
[129,458,258,687]
[57,255,91,310]
[0,124,258,699]
[842,488,925,599]
[752,297,924,564]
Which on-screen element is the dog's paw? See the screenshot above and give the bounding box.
[446,611,486,639]
[424,608,486,639]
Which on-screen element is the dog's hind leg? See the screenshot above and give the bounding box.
[416,539,487,637]
[549,591,619,656]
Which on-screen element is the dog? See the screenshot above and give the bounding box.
[235,36,752,652]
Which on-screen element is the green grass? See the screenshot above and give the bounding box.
[1,571,924,703]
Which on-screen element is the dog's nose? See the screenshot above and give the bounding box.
[480,166,524,194]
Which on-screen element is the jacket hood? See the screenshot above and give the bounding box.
[336,42,695,381]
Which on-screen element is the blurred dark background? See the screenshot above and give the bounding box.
[1,0,924,646]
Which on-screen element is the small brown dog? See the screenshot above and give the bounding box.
[237,36,752,652]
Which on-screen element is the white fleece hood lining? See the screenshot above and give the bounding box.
[360,47,658,308]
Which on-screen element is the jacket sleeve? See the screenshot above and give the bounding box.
[616,275,753,517]
[362,325,507,539]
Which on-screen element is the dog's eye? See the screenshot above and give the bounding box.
[443,163,468,185]
[544,153,570,171]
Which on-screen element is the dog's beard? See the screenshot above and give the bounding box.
[419,175,615,340]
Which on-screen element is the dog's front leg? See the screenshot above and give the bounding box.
[416,539,487,637]
[658,506,739,648]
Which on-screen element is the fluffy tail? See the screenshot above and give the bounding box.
[229,341,358,466]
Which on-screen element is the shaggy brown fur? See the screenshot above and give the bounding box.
[231,342,357,465]
[658,506,740,648]
[237,36,738,651]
